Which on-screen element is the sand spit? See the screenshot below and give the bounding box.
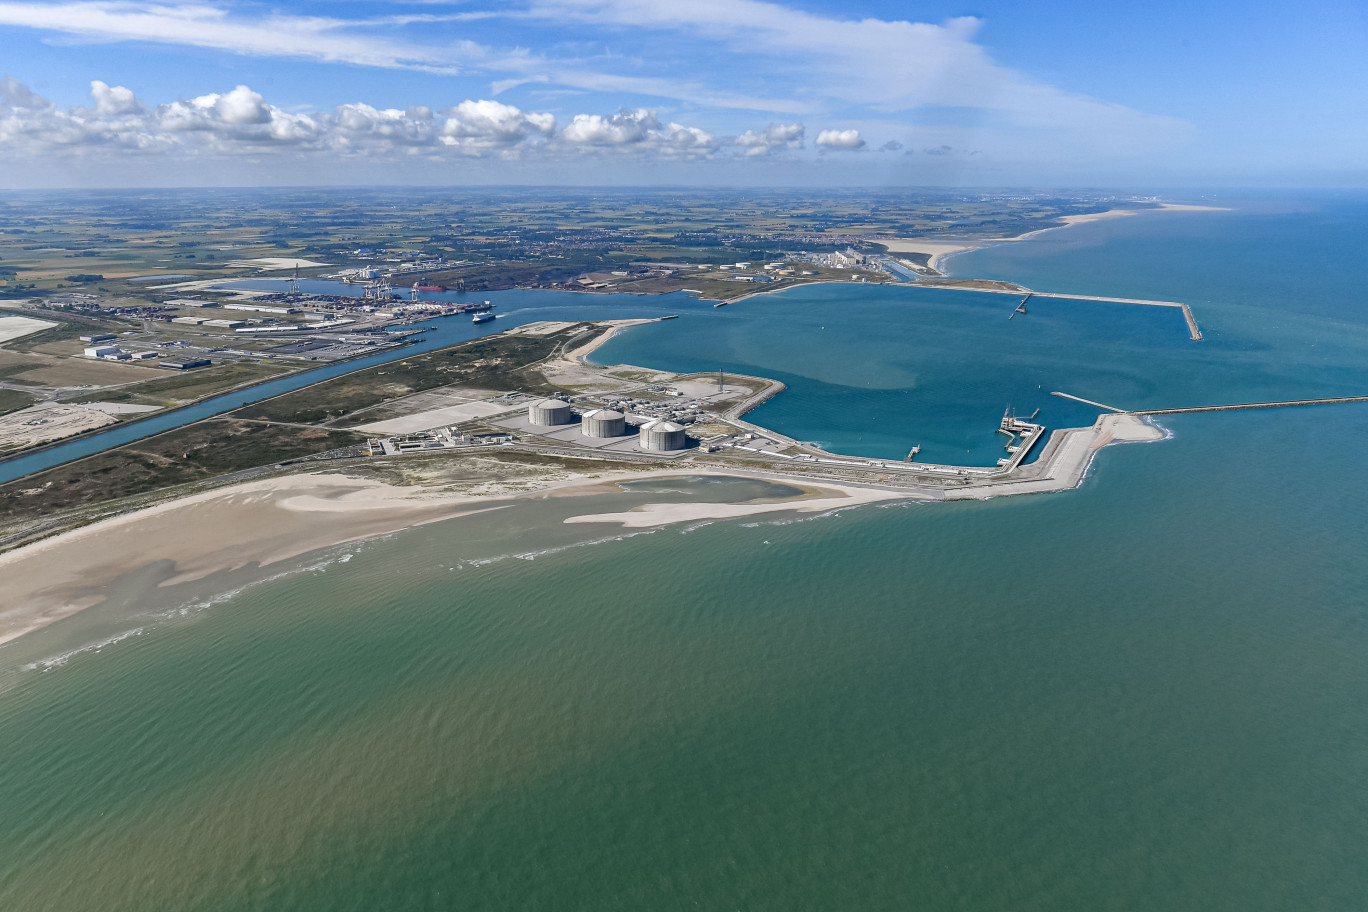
[1011,203,1231,241]
[562,482,910,528]
[564,318,661,363]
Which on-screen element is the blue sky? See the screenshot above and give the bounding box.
[0,0,1364,187]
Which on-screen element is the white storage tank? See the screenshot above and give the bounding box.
[581,408,626,438]
[639,419,687,452]
[527,398,572,426]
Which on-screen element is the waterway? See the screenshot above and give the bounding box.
[0,290,694,484]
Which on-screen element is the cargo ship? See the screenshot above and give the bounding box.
[472,311,495,324]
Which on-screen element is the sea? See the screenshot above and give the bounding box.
[2,192,1367,911]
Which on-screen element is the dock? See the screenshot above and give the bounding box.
[994,410,1046,471]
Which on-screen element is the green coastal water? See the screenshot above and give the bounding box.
[3,196,1368,910]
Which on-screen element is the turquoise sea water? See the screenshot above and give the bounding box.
[3,195,1368,911]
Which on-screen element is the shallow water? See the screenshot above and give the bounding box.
[3,195,1367,911]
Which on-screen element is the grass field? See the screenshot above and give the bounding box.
[0,349,162,387]
[71,360,297,406]
[0,389,37,416]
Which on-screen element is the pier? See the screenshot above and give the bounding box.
[1136,395,1368,415]
[1050,391,1128,413]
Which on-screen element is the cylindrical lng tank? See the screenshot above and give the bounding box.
[581,408,626,438]
[527,398,572,426]
[639,419,687,452]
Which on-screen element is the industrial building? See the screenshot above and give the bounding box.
[580,408,625,438]
[225,303,301,314]
[160,357,211,370]
[527,398,572,426]
[79,333,118,343]
[83,345,120,358]
[639,419,687,452]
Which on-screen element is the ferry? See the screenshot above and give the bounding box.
[472,312,495,324]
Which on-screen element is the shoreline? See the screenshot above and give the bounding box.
[0,466,922,647]
[879,202,1231,273]
[563,318,661,363]
[0,413,1166,648]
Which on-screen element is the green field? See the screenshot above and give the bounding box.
[0,388,37,416]
[71,360,296,407]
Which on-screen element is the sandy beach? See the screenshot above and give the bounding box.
[877,203,1230,272]
[0,465,917,646]
[876,238,986,272]
[563,318,661,362]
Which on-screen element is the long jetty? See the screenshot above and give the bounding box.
[1050,391,1127,413]
[1027,292,1203,341]
[1136,395,1368,416]
[909,282,1204,341]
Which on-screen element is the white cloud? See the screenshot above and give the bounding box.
[442,99,556,150]
[332,103,438,148]
[815,129,864,150]
[559,108,720,156]
[0,1,468,73]
[0,0,1193,166]
[734,122,804,156]
[561,108,656,145]
[213,85,270,125]
[89,79,140,115]
[0,79,744,165]
[1,74,52,110]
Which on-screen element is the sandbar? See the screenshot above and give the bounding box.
[562,482,907,528]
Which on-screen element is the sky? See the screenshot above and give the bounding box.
[0,0,1365,188]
